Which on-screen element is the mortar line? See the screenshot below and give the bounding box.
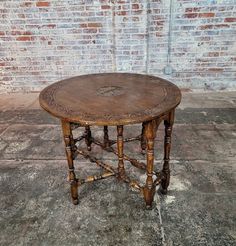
[145,0,150,74]
[154,194,166,246]
[111,0,117,72]
[159,207,166,246]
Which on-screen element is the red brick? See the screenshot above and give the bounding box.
[46,24,56,28]
[101,5,110,10]
[184,13,198,18]
[11,31,32,35]
[41,24,56,29]
[16,36,31,41]
[132,4,139,10]
[117,11,128,16]
[199,13,215,18]
[185,7,201,13]
[224,18,236,22]
[24,31,32,35]
[36,2,50,7]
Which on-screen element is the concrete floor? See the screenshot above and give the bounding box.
[0,91,236,246]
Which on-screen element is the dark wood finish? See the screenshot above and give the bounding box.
[142,119,162,208]
[117,125,125,179]
[39,73,181,208]
[39,73,181,126]
[141,122,146,153]
[61,120,78,205]
[161,110,175,194]
[103,126,110,148]
[85,126,92,151]
[92,138,147,170]
[76,149,116,174]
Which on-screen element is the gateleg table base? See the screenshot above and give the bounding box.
[61,110,175,209]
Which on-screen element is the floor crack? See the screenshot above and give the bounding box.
[155,194,167,246]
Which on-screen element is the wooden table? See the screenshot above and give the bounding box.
[39,73,181,208]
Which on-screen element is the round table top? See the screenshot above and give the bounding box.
[39,73,181,126]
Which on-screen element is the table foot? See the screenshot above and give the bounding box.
[71,180,79,205]
[159,186,168,195]
[143,186,156,208]
[72,199,79,205]
[146,205,152,210]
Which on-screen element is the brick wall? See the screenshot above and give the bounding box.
[0,0,235,93]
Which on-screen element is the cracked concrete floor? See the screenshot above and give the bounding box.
[0,91,236,246]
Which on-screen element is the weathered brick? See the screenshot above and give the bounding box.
[132,4,139,10]
[185,7,201,13]
[101,5,110,10]
[88,23,102,28]
[207,52,220,57]
[36,2,50,7]
[183,13,198,18]
[200,24,230,30]
[16,36,32,41]
[21,2,33,7]
[116,11,128,16]
[224,17,236,22]
[199,13,215,18]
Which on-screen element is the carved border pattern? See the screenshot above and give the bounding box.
[40,74,181,122]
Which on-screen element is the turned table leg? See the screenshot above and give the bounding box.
[161,110,175,195]
[140,122,146,153]
[143,120,157,208]
[103,126,110,148]
[61,120,78,205]
[117,125,125,179]
[85,126,92,151]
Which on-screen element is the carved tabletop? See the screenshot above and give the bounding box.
[39,73,181,126]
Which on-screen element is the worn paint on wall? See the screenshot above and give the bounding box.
[0,0,235,93]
